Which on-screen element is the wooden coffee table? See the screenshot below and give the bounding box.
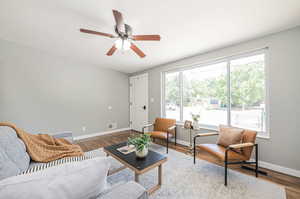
[104,142,167,194]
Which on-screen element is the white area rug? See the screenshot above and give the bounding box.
[106,144,286,199]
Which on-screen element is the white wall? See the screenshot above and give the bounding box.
[0,39,129,137]
[131,26,300,172]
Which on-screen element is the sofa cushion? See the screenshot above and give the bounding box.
[0,126,30,180]
[0,157,110,199]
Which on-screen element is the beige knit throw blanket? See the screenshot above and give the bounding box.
[0,122,83,163]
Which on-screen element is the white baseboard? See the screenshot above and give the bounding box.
[254,159,300,178]
[74,127,131,140]
[174,138,300,178]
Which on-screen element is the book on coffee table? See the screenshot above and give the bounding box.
[117,145,135,155]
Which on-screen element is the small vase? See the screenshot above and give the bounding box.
[193,121,200,129]
[135,147,148,158]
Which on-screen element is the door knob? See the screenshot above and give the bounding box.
[143,105,146,110]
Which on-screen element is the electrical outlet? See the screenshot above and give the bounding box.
[108,122,117,130]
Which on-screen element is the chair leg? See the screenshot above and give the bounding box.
[255,144,258,178]
[166,132,169,154]
[193,136,196,164]
[225,150,228,186]
[175,128,177,146]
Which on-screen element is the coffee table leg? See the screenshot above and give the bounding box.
[135,172,139,182]
[147,164,162,195]
[158,164,162,185]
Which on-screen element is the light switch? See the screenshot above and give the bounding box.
[108,106,112,110]
[150,98,154,103]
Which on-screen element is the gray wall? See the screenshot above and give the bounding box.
[0,39,129,137]
[131,26,300,171]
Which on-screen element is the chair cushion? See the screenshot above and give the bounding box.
[197,144,248,161]
[149,131,173,140]
[0,126,30,180]
[216,125,244,148]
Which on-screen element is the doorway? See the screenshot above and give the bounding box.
[130,73,148,132]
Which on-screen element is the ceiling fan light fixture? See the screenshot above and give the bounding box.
[115,38,131,51]
[123,39,131,50]
[80,9,160,58]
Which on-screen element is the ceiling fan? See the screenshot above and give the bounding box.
[80,10,161,58]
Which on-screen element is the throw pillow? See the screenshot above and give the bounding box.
[0,157,110,199]
[217,125,244,148]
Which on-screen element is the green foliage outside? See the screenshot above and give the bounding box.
[165,61,265,109]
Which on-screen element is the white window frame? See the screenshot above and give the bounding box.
[162,48,270,138]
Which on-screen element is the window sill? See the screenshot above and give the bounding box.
[176,122,218,132]
[257,133,270,140]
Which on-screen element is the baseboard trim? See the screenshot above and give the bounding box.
[255,159,300,178]
[74,127,131,140]
[174,138,300,178]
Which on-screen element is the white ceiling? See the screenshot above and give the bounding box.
[1,0,300,73]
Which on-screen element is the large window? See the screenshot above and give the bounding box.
[163,51,267,134]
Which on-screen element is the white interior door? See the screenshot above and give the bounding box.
[130,74,148,132]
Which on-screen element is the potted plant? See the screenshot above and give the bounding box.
[191,113,200,129]
[128,133,151,158]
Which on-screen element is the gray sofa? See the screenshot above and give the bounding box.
[0,126,148,199]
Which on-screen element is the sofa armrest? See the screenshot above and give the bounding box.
[99,181,148,199]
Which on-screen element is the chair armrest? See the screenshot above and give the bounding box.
[142,123,154,133]
[228,142,255,149]
[194,132,218,147]
[195,132,218,138]
[167,125,176,132]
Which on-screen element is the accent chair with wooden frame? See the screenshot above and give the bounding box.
[142,118,177,153]
[193,128,258,186]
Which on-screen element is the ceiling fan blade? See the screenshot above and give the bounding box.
[130,43,146,58]
[106,45,117,56]
[132,35,161,41]
[80,29,115,38]
[112,10,125,32]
